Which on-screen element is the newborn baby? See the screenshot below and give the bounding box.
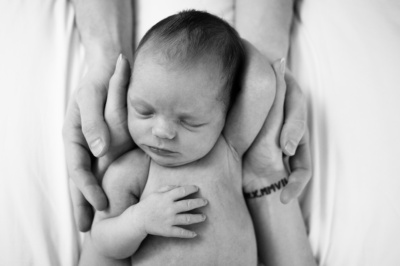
[81,10,275,266]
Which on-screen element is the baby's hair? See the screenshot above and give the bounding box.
[135,10,245,111]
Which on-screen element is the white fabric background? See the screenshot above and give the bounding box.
[290,0,400,265]
[0,1,83,265]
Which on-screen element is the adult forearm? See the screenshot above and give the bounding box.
[245,172,316,266]
[72,0,134,64]
[235,0,293,61]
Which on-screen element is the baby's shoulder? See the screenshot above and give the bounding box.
[102,149,150,198]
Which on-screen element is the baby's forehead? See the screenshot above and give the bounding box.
[130,51,228,110]
[135,40,223,71]
[133,45,226,86]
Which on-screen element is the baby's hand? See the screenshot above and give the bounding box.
[137,185,208,238]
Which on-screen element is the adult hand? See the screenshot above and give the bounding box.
[63,54,133,231]
[243,59,287,190]
[243,59,312,203]
[279,70,311,203]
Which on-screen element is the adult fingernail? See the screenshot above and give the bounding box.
[117,53,122,64]
[285,140,297,155]
[116,54,124,71]
[280,58,286,74]
[280,190,293,204]
[90,138,104,157]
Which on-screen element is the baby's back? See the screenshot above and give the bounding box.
[131,136,257,266]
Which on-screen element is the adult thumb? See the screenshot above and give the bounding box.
[76,80,111,157]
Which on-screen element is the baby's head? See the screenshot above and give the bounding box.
[128,10,244,167]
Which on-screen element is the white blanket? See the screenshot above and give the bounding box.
[0,1,83,265]
[290,0,400,265]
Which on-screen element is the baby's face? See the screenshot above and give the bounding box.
[127,52,226,167]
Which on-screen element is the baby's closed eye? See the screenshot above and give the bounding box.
[134,105,154,117]
[180,119,208,129]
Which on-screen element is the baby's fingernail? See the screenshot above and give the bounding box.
[90,138,104,157]
[203,199,208,205]
[202,215,207,221]
[285,140,296,155]
[192,232,197,237]
[280,58,286,74]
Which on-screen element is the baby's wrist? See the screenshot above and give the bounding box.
[128,204,148,239]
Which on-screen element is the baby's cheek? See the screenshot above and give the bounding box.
[192,131,217,156]
[127,117,143,143]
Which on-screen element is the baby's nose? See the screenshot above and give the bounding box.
[152,119,176,140]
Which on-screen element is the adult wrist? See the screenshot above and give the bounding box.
[243,170,288,198]
[85,46,122,69]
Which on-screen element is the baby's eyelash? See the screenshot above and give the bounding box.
[180,120,204,128]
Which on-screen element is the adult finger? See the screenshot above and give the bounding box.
[280,70,307,156]
[69,179,93,232]
[105,54,131,125]
[280,130,312,204]
[77,74,111,157]
[63,100,108,212]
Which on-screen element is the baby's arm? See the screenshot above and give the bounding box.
[79,149,148,265]
[90,149,149,259]
[80,149,208,263]
[223,40,277,157]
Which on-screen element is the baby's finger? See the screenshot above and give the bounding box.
[174,214,207,225]
[167,226,197,238]
[280,133,312,204]
[169,185,199,201]
[157,185,180,193]
[175,198,208,213]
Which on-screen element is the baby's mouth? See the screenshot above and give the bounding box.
[146,145,177,156]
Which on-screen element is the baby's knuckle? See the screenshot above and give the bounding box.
[185,215,191,224]
[179,186,186,196]
[179,228,188,236]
